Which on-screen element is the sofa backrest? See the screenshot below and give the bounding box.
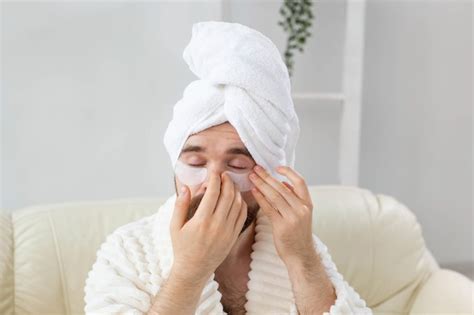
[0,185,439,314]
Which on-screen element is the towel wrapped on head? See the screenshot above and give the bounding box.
[163,21,300,182]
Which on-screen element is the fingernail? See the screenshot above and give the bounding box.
[180,186,187,194]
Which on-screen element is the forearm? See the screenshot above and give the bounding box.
[147,266,210,315]
[286,252,337,315]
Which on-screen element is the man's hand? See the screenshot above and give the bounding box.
[170,171,248,282]
[248,164,316,266]
[148,172,248,315]
[249,165,336,314]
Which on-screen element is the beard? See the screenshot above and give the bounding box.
[185,191,259,235]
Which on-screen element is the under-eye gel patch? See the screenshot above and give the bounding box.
[174,159,255,192]
[225,171,255,192]
[175,159,208,186]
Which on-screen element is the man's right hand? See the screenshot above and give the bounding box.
[169,171,248,282]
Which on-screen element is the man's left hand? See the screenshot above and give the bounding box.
[248,164,318,266]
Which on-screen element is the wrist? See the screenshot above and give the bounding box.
[283,248,320,273]
[285,251,335,295]
[170,264,213,286]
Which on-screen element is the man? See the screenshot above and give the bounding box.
[84,21,372,314]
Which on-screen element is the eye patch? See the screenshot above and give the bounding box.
[174,159,255,192]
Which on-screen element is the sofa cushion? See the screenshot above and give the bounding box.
[309,186,438,313]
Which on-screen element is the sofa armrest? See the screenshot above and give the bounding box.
[410,269,473,314]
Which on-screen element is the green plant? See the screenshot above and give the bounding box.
[278,0,314,78]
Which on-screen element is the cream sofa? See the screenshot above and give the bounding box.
[0,185,472,314]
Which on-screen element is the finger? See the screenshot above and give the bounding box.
[249,170,293,217]
[233,199,247,237]
[253,165,302,210]
[283,181,295,192]
[226,184,241,223]
[195,171,221,219]
[276,166,313,208]
[251,187,281,221]
[213,172,235,220]
[170,185,190,232]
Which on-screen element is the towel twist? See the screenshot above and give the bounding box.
[163,21,300,181]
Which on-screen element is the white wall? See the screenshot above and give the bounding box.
[360,0,472,266]
[1,1,347,211]
[1,2,222,209]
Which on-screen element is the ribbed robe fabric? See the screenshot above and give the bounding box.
[84,194,372,314]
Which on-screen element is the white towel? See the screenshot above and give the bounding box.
[163,21,300,182]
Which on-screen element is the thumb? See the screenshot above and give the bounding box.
[171,185,190,231]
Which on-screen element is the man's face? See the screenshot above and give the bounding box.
[173,122,260,234]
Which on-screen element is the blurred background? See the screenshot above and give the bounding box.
[1,0,472,279]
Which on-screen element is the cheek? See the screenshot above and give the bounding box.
[176,178,197,194]
[226,171,255,192]
[175,160,207,186]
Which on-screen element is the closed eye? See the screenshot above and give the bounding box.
[230,166,246,170]
[188,164,246,170]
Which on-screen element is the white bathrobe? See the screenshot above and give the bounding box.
[84,193,372,314]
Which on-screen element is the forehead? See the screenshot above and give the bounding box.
[186,122,243,145]
[180,122,253,159]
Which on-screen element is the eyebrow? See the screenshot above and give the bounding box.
[180,144,253,159]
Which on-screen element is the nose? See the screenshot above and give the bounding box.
[198,165,227,194]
